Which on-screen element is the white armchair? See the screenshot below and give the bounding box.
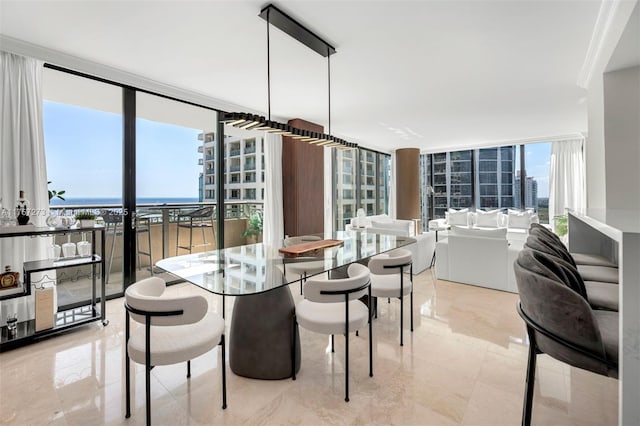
[124,277,227,425]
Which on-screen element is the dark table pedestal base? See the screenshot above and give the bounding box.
[229,285,301,379]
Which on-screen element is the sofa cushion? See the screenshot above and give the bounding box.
[508,209,533,229]
[475,209,501,228]
[370,220,410,235]
[451,225,507,239]
[447,208,469,226]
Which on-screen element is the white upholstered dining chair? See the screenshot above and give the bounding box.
[124,277,226,426]
[368,248,414,346]
[292,263,373,402]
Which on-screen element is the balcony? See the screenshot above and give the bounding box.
[244,146,256,154]
[244,163,256,171]
[205,155,215,161]
[230,165,241,172]
[230,148,241,157]
[198,159,203,165]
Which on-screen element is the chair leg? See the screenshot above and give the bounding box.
[374,297,378,319]
[125,311,131,418]
[368,286,373,378]
[345,297,349,402]
[400,294,404,347]
[145,319,152,426]
[331,334,335,352]
[292,316,297,380]
[221,334,227,409]
[187,360,191,378]
[522,328,537,426]
[410,290,414,332]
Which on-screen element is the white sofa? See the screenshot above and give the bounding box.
[346,214,435,273]
[347,214,415,237]
[428,208,539,242]
[435,226,523,293]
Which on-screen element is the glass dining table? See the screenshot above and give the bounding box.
[156,231,415,380]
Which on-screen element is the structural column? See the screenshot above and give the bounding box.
[395,148,420,222]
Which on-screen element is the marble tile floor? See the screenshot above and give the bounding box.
[0,269,618,425]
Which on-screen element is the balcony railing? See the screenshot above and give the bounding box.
[244,146,256,154]
[230,165,241,172]
[244,163,256,171]
[205,155,215,161]
[230,149,241,157]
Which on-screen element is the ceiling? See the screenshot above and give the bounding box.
[0,1,602,152]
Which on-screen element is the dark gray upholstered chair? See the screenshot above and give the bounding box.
[524,235,618,311]
[514,248,618,426]
[529,224,618,268]
[525,230,618,284]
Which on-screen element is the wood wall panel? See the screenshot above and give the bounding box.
[282,119,325,237]
[395,148,420,220]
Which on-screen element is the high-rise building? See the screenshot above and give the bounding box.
[335,149,357,231]
[514,175,538,210]
[420,146,517,222]
[198,130,265,205]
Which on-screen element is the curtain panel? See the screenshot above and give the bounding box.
[0,51,49,324]
[262,132,284,247]
[549,138,586,226]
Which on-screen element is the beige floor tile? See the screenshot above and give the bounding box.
[0,269,619,425]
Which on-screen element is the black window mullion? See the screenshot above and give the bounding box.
[122,87,136,289]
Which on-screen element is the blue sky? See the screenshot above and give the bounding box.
[44,100,551,200]
[525,143,551,198]
[44,101,201,199]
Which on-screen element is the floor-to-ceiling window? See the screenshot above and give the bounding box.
[43,68,124,303]
[522,142,551,223]
[420,142,551,224]
[334,148,391,231]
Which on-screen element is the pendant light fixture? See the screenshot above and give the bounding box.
[221,4,357,150]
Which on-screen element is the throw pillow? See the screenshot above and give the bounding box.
[451,225,507,239]
[370,220,410,234]
[475,209,501,228]
[447,208,469,226]
[508,210,532,229]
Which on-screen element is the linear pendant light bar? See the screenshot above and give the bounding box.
[221,112,357,149]
[222,3,356,150]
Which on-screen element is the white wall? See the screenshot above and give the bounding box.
[604,65,640,210]
[586,75,607,208]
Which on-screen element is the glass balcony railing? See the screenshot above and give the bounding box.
[230,165,241,172]
[205,155,215,161]
[244,146,256,154]
[230,149,241,157]
[244,163,256,171]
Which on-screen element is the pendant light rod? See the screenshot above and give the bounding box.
[328,53,331,135]
[266,7,271,120]
[259,4,336,57]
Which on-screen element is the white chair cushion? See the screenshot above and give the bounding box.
[286,260,327,276]
[370,273,412,298]
[447,208,469,226]
[128,312,224,366]
[475,209,501,228]
[370,220,410,235]
[572,253,617,268]
[296,299,369,335]
[578,265,619,283]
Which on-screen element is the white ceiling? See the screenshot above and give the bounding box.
[0,0,602,152]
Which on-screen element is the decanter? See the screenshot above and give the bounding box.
[16,190,30,225]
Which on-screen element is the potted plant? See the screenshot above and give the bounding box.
[554,215,568,242]
[243,212,263,244]
[75,211,97,228]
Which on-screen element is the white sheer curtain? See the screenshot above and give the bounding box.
[388,151,397,219]
[0,51,49,324]
[549,138,586,226]
[323,146,333,235]
[262,132,284,247]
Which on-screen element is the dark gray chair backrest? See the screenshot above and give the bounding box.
[520,242,587,299]
[524,234,576,267]
[515,249,608,375]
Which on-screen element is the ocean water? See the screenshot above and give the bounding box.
[50,197,200,206]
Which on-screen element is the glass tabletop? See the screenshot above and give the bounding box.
[156,231,415,296]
